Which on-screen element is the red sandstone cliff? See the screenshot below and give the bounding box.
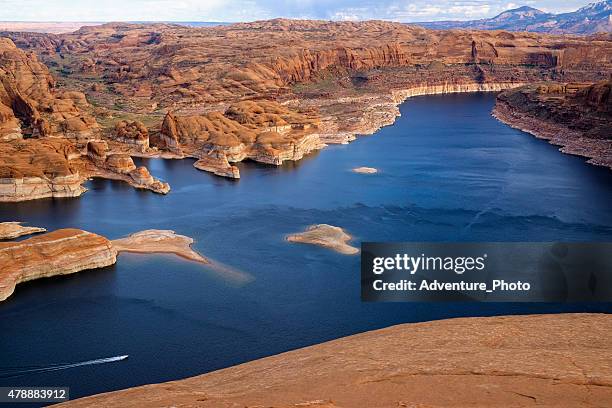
[494,81,612,168]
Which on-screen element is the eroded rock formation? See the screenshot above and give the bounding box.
[55,313,612,407]
[0,138,88,201]
[0,38,98,141]
[1,20,610,184]
[112,120,149,152]
[85,140,170,194]
[0,38,170,201]
[0,228,207,301]
[494,81,612,168]
[0,228,117,301]
[156,101,324,178]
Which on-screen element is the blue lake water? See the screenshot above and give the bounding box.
[1,93,611,402]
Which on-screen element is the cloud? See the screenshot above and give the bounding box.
[0,0,596,22]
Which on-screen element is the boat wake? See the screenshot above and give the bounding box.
[0,355,128,378]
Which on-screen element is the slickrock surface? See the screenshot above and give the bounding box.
[112,229,208,264]
[0,222,46,239]
[56,313,612,408]
[1,20,609,183]
[352,166,378,174]
[287,224,358,255]
[0,228,117,301]
[494,81,612,169]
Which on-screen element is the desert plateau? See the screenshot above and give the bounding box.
[0,0,611,406]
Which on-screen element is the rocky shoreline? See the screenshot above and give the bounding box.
[0,222,46,239]
[55,313,612,407]
[2,20,610,201]
[493,82,612,170]
[321,82,525,145]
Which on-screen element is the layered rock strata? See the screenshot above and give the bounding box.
[1,20,610,182]
[0,38,170,201]
[0,138,88,201]
[287,224,359,255]
[156,100,324,178]
[85,140,170,194]
[0,222,46,239]
[0,38,98,141]
[112,120,150,152]
[0,228,206,301]
[494,81,612,168]
[56,313,612,408]
[0,228,117,301]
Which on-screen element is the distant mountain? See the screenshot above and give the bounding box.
[416,1,612,35]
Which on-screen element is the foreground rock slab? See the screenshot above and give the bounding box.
[287,224,358,255]
[57,313,612,408]
[0,222,46,240]
[112,229,208,264]
[0,229,116,301]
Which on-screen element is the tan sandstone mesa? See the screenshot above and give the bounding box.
[287,224,359,255]
[56,313,612,408]
[0,221,46,239]
[0,228,205,301]
[0,229,116,302]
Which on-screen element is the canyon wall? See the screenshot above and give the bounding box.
[494,81,611,168]
[1,20,610,190]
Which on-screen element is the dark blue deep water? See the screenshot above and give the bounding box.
[1,93,611,401]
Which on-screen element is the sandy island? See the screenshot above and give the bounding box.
[352,166,378,174]
[287,224,359,255]
[0,222,46,240]
[112,229,208,264]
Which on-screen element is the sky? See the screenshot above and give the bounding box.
[1,0,599,22]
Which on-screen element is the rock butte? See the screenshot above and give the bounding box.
[0,39,168,201]
[0,228,206,301]
[352,166,378,174]
[112,229,208,264]
[494,80,612,169]
[0,21,610,200]
[287,224,359,255]
[56,313,612,408]
[0,221,46,240]
[0,228,116,302]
